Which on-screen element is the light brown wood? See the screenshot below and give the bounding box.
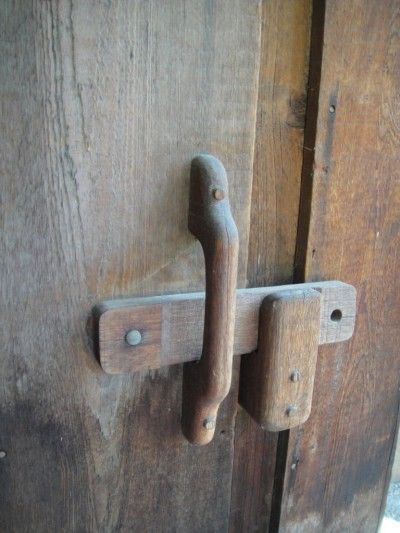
[95,281,356,374]
[0,2,262,530]
[239,288,321,431]
[181,155,239,445]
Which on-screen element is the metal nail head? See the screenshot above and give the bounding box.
[290,369,301,382]
[213,189,225,201]
[286,405,297,417]
[203,417,216,430]
[125,329,142,346]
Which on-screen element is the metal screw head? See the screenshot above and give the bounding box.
[286,405,297,417]
[0,451,6,459]
[329,105,336,113]
[290,369,301,382]
[203,417,216,430]
[125,329,142,346]
[213,189,225,201]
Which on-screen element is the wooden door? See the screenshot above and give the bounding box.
[1,1,399,532]
[231,1,400,531]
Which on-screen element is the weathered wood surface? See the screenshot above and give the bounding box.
[229,0,312,530]
[246,0,312,288]
[278,0,400,531]
[239,288,321,432]
[0,1,262,531]
[97,281,356,374]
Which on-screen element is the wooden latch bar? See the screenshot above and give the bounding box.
[94,281,356,375]
[93,280,356,440]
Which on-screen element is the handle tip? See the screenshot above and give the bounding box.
[182,413,218,446]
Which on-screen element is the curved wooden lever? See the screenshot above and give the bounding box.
[182,155,239,445]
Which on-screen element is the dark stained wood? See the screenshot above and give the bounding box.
[230,0,312,530]
[240,288,321,432]
[182,155,239,445]
[278,0,400,530]
[96,281,356,374]
[0,1,263,530]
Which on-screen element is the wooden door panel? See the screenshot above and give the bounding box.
[230,1,312,530]
[0,2,262,531]
[278,0,400,530]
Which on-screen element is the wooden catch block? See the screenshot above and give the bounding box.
[94,281,356,375]
[239,288,321,431]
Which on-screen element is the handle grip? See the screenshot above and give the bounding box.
[181,155,239,445]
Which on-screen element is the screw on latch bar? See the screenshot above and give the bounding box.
[290,369,301,382]
[286,405,298,417]
[213,188,225,201]
[125,329,142,346]
[203,417,216,430]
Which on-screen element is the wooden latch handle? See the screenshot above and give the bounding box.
[181,155,239,445]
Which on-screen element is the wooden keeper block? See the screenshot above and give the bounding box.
[239,288,321,431]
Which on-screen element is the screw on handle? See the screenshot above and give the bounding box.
[181,154,239,445]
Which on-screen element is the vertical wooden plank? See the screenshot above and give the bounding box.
[246,0,313,288]
[279,0,400,531]
[239,289,321,432]
[229,1,312,530]
[0,1,262,531]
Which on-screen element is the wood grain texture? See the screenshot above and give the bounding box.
[96,281,356,374]
[182,155,239,445]
[239,288,321,432]
[0,1,262,531]
[246,0,312,288]
[229,1,312,530]
[278,0,400,531]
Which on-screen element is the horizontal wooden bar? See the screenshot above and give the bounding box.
[94,281,356,374]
